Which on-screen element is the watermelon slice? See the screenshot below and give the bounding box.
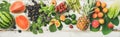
[10,1,26,13]
[15,15,29,30]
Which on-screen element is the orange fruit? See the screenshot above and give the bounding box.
[98,18,104,24]
[98,12,103,18]
[92,13,97,18]
[94,8,100,13]
[101,2,106,8]
[103,8,108,13]
[96,1,101,7]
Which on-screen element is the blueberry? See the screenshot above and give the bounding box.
[12,25,16,29]
[18,30,22,33]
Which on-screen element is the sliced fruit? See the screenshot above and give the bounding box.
[108,22,114,29]
[98,18,104,24]
[92,20,99,28]
[10,1,26,13]
[98,12,104,18]
[55,20,61,27]
[51,0,57,6]
[60,14,66,21]
[15,15,29,30]
[49,19,56,25]
[49,19,61,27]
[103,8,108,13]
[92,13,97,18]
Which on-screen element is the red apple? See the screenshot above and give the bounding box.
[92,20,100,28]
[108,22,114,29]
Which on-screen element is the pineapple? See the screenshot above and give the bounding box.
[76,0,96,31]
[76,15,89,31]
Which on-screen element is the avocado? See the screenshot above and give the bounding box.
[71,14,76,20]
[72,20,77,25]
[64,19,71,25]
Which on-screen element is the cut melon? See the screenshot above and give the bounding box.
[15,15,29,30]
[49,19,61,27]
[10,1,26,13]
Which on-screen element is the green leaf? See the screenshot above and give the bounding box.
[31,22,38,34]
[32,29,38,34]
[113,9,120,18]
[49,25,57,32]
[58,23,63,30]
[48,5,55,11]
[90,25,100,32]
[30,26,33,32]
[102,23,112,35]
[0,1,10,12]
[37,16,42,23]
[111,17,119,26]
[38,27,43,33]
[102,15,112,35]
[37,16,44,27]
[107,6,115,19]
